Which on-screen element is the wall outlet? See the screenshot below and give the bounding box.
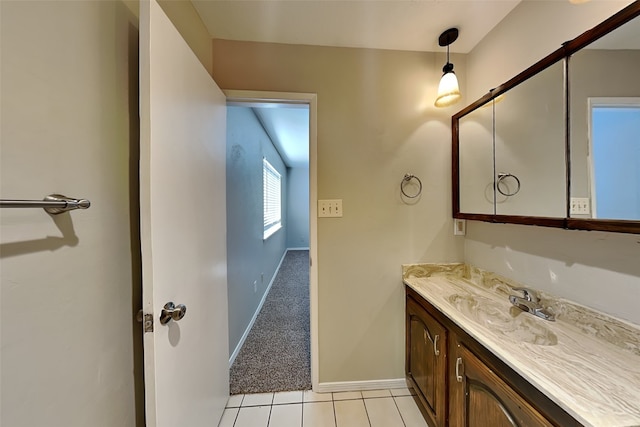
[570,197,590,215]
[454,219,466,236]
[318,199,343,217]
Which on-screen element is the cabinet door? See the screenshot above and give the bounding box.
[407,297,447,427]
[450,342,554,427]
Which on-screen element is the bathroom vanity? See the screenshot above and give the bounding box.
[403,264,640,427]
[412,4,640,424]
[453,2,640,234]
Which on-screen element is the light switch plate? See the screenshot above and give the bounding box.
[570,197,590,215]
[454,219,466,236]
[318,199,343,217]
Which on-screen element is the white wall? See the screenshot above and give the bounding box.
[1,1,139,425]
[286,167,310,248]
[226,106,288,358]
[464,0,640,325]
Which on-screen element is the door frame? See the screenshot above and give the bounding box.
[224,90,319,390]
[587,97,640,218]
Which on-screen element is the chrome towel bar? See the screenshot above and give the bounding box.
[0,194,91,214]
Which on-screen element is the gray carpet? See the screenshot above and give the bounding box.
[230,250,311,394]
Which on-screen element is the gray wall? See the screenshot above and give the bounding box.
[286,167,310,248]
[226,106,289,358]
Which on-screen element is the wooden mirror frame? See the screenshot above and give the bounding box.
[452,1,640,234]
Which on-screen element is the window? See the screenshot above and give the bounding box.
[263,158,282,239]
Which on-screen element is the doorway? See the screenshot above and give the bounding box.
[225,91,318,393]
[588,97,640,219]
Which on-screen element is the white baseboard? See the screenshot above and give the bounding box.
[228,250,288,367]
[315,378,408,393]
[287,247,310,251]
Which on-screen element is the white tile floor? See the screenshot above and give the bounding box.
[218,388,430,427]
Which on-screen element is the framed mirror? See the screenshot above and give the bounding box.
[453,48,567,227]
[458,99,494,216]
[568,13,640,223]
[453,1,640,234]
[494,60,566,218]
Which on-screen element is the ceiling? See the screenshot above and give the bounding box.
[194,0,525,168]
[252,106,310,168]
[192,0,522,54]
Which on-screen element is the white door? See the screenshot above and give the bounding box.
[139,1,229,426]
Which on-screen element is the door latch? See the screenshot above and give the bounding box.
[136,309,154,333]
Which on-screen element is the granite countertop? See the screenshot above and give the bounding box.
[403,263,640,427]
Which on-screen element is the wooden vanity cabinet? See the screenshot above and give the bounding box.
[406,286,582,427]
[406,296,448,427]
[449,337,553,427]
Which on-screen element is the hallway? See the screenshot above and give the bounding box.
[230,250,311,394]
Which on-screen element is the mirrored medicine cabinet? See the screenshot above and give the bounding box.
[453,1,640,234]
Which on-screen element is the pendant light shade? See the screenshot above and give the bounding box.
[435,28,462,108]
[435,68,461,108]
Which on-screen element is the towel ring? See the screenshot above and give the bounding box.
[401,173,422,198]
[496,173,521,197]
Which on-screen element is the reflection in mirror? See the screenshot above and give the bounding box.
[458,101,494,215]
[590,98,640,219]
[494,60,566,217]
[569,14,640,220]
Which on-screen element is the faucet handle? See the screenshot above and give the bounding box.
[512,287,539,303]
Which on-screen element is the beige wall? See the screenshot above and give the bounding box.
[124,0,213,74]
[0,1,212,425]
[1,1,140,425]
[464,0,640,325]
[158,0,212,74]
[466,0,635,101]
[212,40,465,383]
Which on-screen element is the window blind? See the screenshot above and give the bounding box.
[263,158,282,239]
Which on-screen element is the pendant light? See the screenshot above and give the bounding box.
[435,28,462,108]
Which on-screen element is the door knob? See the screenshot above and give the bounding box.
[159,302,187,325]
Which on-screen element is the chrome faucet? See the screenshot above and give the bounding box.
[509,287,555,321]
